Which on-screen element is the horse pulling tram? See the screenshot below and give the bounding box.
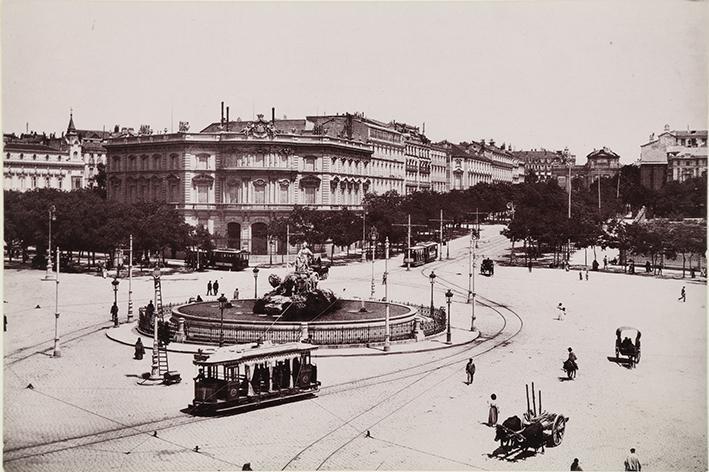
[188,341,320,416]
[404,242,438,267]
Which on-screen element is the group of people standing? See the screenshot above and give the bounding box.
[206,280,220,296]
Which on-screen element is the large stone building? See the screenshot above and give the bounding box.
[3,113,108,192]
[639,125,707,190]
[391,122,431,194]
[436,141,492,190]
[429,144,449,193]
[105,112,375,254]
[463,139,522,184]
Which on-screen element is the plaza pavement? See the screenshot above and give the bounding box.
[3,225,707,471]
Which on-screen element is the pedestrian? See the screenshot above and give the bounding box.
[528,260,533,272]
[678,286,686,302]
[4,314,7,332]
[146,300,155,318]
[488,394,499,426]
[465,358,476,385]
[645,261,651,273]
[603,255,608,270]
[242,463,253,471]
[213,280,219,295]
[658,263,663,275]
[111,302,119,327]
[207,280,212,296]
[585,268,589,281]
[571,457,583,471]
[134,338,145,360]
[624,448,641,471]
[578,271,583,281]
[196,294,203,302]
[233,287,240,300]
[557,302,565,320]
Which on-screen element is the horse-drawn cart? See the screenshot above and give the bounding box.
[615,326,641,367]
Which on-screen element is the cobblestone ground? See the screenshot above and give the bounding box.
[4,226,706,471]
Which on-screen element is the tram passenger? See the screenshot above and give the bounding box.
[273,362,281,390]
[292,357,300,386]
[284,359,291,388]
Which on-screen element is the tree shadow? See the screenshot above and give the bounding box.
[607,356,634,369]
[558,376,573,382]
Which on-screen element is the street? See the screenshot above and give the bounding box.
[3,225,706,471]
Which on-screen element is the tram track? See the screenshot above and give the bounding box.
[6,232,524,469]
[281,247,525,470]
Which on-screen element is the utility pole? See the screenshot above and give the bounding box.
[429,210,452,261]
[465,209,485,304]
[383,237,390,351]
[361,210,366,263]
[127,234,133,322]
[393,214,426,271]
[53,247,61,357]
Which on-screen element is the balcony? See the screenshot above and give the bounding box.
[175,202,364,212]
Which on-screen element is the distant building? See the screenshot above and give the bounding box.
[463,139,521,184]
[429,144,449,193]
[3,112,107,192]
[436,141,492,190]
[511,148,574,182]
[552,147,620,188]
[391,122,431,194]
[639,125,707,190]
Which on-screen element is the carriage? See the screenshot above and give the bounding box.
[188,341,320,416]
[480,258,494,276]
[495,410,569,454]
[615,326,641,367]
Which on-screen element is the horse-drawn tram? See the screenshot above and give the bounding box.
[404,241,438,267]
[188,341,320,416]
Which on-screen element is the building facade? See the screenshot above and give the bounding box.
[105,114,374,254]
[3,113,107,192]
[391,122,431,194]
[464,139,521,184]
[437,141,492,190]
[639,125,707,189]
[429,144,449,193]
[512,148,573,182]
[553,147,620,188]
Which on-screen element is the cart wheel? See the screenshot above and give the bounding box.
[635,350,641,364]
[550,416,566,446]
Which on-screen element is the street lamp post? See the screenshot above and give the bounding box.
[269,237,275,266]
[445,289,453,344]
[218,293,227,347]
[253,267,260,298]
[369,226,378,299]
[383,236,390,352]
[361,211,366,263]
[127,234,133,322]
[53,247,61,357]
[567,157,572,263]
[429,271,436,315]
[45,205,56,280]
[111,277,120,327]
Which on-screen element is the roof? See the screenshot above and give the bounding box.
[201,118,307,134]
[82,142,107,152]
[587,147,620,159]
[511,150,566,162]
[193,341,317,366]
[673,130,708,139]
[3,142,66,154]
[67,112,77,135]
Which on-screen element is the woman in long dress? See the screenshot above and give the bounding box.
[488,394,499,426]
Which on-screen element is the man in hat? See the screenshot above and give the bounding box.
[465,358,476,385]
[624,448,641,471]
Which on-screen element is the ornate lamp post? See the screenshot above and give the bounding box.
[253,267,260,298]
[218,293,227,347]
[429,271,436,315]
[45,205,56,280]
[445,288,453,344]
[383,236,390,352]
[369,226,378,299]
[127,234,134,322]
[111,277,120,327]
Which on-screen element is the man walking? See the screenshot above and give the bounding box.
[207,280,213,296]
[213,280,220,296]
[603,255,608,270]
[465,358,476,385]
[624,448,641,471]
[678,286,686,302]
[111,302,119,327]
[557,302,566,320]
[233,287,240,300]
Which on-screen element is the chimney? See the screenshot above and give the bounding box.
[422,122,426,134]
[221,102,225,126]
[226,107,230,132]
[272,107,275,124]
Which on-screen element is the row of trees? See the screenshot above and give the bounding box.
[4,188,203,268]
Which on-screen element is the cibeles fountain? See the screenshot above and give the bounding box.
[144,243,445,348]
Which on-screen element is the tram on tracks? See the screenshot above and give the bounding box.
[188,341,320,416]
[404,241,438,267]
[185,248,250,271]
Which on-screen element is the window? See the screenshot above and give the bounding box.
[72,176,82,189]
[279,184,289,204]
[225,182,239,203]
[304,157,315,171]
[168,182,178,202]
[31,176,37,188]
[254,153,264,167]
[197,155,209,170]
[304,187,316,204]
[254,184,266,204]
[196,184,209,203]
[171,155,179,169]
[141,156,149,170]
[112,156,121,171]
[153,156,161,170]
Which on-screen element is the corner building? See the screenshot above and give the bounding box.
[105,114,373,254]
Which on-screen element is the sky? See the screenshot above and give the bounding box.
[2,0,707,164]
